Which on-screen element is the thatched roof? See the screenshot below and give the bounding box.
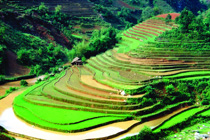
[71,57,82,64]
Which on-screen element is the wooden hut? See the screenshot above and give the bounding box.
[71,57,83,65]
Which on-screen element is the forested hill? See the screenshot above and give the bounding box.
[0,0,209,78]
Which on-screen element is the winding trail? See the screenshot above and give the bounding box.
[0,75,45,96]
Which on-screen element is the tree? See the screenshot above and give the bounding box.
[153,7,162,16]
[176,8,196,33]
[20,80,28,87]
[137,126,156,140]
[38,2,49,15]
[165,84,175,94]
[0,25,6,43]
[141,6,154,21]
[55,5,62,14]
[165,14,172,24]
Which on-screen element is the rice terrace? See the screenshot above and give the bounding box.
[1,0,210,140]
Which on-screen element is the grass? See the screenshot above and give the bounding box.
[14,105,125,132]
[11,16,210,136]
[14,102,126,124]
[163,71,210,79]
[200,109,210,116]
[154,107,204,132]
[85,63,142,90]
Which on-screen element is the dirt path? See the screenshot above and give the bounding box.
[0,90,25,115]
[0,75,45,96]
[5,50,30,76]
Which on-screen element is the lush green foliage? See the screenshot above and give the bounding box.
[165,14,172,24]
[69,27,119,60]
[0,20,68,75]
[0,44,5,75]
[0,133,15,140]
[164,0,207,14]
[20,80,28,87]
[14,104,124,132]
[154,107,204,132]
[13,76,127,132]
[157,8,210,46]
[123,126,156,140]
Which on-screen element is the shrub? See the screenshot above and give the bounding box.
[165,84,175,94]
[123,126,156,140]
[177,82,189,93]
[196,81,208,93]
[165,14,172,24]
[5,87,18,94]
[0,75,5,84]
[20,80,28,87]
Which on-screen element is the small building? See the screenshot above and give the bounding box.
[71,57,83,65]
[120,90,127,96]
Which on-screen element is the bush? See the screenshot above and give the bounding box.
[20,80,28,87]
[165,14,172,24]
[141,6,154,20]
[165,84,175,95]
[123,126,156,140]
[5,87,18,94]
[0,75,5,84]
[196,81,208,93]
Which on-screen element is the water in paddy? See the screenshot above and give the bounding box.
[0,76,189,140]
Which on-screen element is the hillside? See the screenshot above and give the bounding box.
[6,11,210,140]
[1,1,210,140]
[0,0,208,78]
[0,0,109,77]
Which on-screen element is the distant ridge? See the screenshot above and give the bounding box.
[13,0,97,17]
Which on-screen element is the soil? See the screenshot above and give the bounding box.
[81,75,118,92]
[156,13,180,20]
[0,75,45,96]
[112,50,196,66]
[132,27,159,36]
[5,50,30,77]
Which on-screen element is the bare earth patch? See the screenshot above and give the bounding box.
[81,75,117,92]
[0,76,44,96]
[5,50,30,77]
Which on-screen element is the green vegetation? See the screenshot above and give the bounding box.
[0,133,15,140]
[157,8,210,49]
[165,121,210,140]
[123,126,155,140]
[20,80,28,87]
[154,107,204,132]
[69,27,119,60]
[1,1,210,139]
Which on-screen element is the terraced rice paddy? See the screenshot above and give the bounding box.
[11,14,210,139]
[13,0,97,17]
